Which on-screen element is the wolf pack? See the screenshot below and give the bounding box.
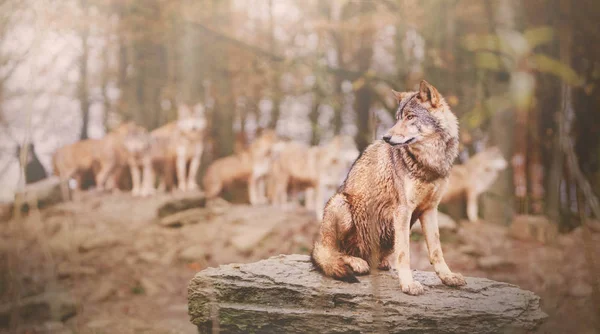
[49,86,507,225]
[49,104,361,219]
[47,80,511,294]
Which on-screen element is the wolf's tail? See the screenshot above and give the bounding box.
[310,201,359,283]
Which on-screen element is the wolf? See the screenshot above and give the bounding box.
[269,136,359,219]
[441,146,507,222]
[202,129,279,204]
[146,104,206,193]
[311,80,466,295]
[52,122,136,191]
[118,123,153,196]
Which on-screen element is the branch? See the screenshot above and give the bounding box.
[182,19,397,88]
[560,87,600,222]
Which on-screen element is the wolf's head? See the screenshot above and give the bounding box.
[176,104,206,140]
[113,122,150,153]
[383,80,458,148]
[250,129,279,177]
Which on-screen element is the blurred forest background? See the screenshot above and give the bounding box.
[1,0,599,224]
[1,1,600,333]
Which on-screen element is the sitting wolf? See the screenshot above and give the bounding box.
[311,80,466,295]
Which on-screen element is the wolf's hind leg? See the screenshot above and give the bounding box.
[311,194,360,282]
[420,208,466,287]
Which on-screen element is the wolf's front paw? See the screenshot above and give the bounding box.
[345,257,370,275]
[440,272,466,287]
[401,281,425,296]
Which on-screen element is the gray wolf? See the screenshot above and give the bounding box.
[441,146,507,222]
[311,80,466,295]
[203,129,279,204]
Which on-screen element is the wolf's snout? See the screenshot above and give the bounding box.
[382,135,392,143]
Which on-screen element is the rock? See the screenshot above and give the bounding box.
[230,220,280,253]
[88,281,116,302]
[509,215,558,244]
[13,176,71,215]
[0,291,76,328]
[79,235,120,252]
[412,212,457,234]
[157,193,206,218]
[138,277,161,296]
[569,282,593,298]
[179,245,207,263]
[477,255,517,270]
[457,244,483,257]
[188,254,547,334]
[57,264,97,278]
[86,319,113,329]
[28,321,72,334]
[138,251,160,263]
[158,208,214,227]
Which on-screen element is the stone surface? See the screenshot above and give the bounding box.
[509,215,559,244]
[0,291,76,328]
[188,254,547,334]
[9,176,71,219]
[477,255,517,270]
[157,193,206,218]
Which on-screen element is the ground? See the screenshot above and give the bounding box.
[0,191,598,333]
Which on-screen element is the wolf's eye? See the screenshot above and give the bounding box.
[406,115,414,121]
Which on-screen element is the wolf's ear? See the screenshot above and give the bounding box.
[418,80,441,108]
[177,103,192,119]
[391,89,408,103]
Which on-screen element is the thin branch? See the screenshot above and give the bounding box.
[182,19,397,88]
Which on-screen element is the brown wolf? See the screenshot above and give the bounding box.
[203,129,279,204]
[119,123,154,196]
[269,136,359,219]
[441,146,507,222]
[311,80,466,295]
[52,122,139,190]
[141,104,206,193]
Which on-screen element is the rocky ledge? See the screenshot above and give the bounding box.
[188,254,547,333]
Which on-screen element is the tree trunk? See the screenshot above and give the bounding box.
[78,0,90,140]
[267,0,282,129]
[481,0,517,224]
[309,91,322,146]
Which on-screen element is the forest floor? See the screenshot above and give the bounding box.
[0,191,598,334]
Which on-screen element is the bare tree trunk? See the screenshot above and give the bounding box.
[78,0,90,140]
[481,0,517,224]
[267,0,282,129]
[309,90,322,146]
[209,0,234,158]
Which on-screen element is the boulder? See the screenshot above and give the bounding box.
[188,254,547,334]
[508,215,558,244]
[8,176,71,220]
[0,291,76,328]
[157,193,206,218]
